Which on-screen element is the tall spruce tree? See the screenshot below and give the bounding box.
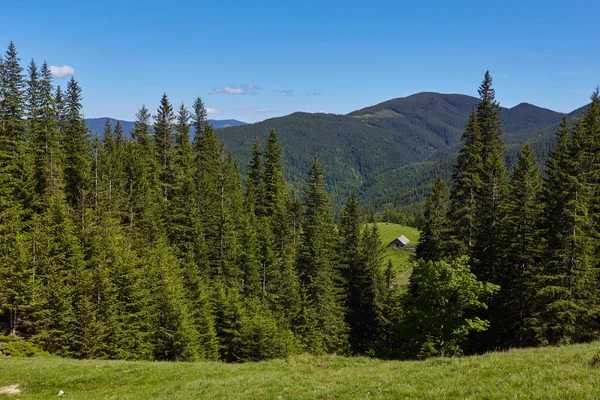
[297,156,348,354]
[125,106,163,242]
[195,122,223,274]
[498,143,543,346]
[338,193,363,352]
[472,71,508,284]
[0,42,30,336]
[536,94,600,344]
[246,137,265,216]
[154,94,175,202]
[31,62,60,206]
[416,177,450,262]
[191,96,207,141]
[448,110,482,256]
[62,77,90,220]
[31,191,82,355]
[356,224,386,354]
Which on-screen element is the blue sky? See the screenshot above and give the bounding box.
[3,0,599,122]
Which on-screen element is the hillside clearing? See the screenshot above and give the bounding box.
[369,223,419,283]
[1,342,599,399]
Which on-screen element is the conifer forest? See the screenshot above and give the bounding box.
[2,41,600,364]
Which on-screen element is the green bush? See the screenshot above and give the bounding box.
[0,335,52,357]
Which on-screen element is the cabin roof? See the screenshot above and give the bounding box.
[395,235,410,245]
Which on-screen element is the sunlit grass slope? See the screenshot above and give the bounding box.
[1,342,600,399]
[367,222,419,283]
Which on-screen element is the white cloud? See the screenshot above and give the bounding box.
[213,84,259,95]
[50,65,75,79]
[207,108,223,114]
[225,86,245,94]
[277,89,293,97]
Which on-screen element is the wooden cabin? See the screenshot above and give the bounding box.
[389,235,410,248]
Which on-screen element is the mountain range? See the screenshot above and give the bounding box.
[86,92,588,213]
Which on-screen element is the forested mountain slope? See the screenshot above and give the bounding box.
[217,92,573,211]
[87,93,582,212]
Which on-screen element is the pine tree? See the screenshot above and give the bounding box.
[472,71,508,284]
[195,122,223,274]
[416,177,450,261]
[0,41,26,153]
[101,120,127,218]
[263,130,286,219]
[86,214,151,359]
[0,41,30,336]
[448,110,482,256]
[153,94,175,201]
[98,119,115,212]
[125,106,163,242]
[238,211,262,299]
[25,59,41,211]
[261,130,301,327]
[168,103,199,254]
[142,238,201,361]
[219,153,245,285]
[30,62,60,207]
[355,223,386,354]
[246,137,265,216]
[62,77,90,219]
[338,193,367,353]
[212,276,245,361]
[191,96,207,141]
[31,191,82,355]
[25,59,40,132]
[55,86,66,132]
[536,93,600,344]
[169,103,219,359]
[498,143,543,346]
[297,156,348,353]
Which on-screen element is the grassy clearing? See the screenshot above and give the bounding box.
[368,223,420,283]
[1,342,600,399]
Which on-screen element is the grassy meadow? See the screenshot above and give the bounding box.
[370,222,419,284]
[1,342,600,399]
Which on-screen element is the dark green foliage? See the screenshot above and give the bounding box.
[339,194,385,355]
[216,91,568,214]
[297,157,349,354]
[472,71,508,284]
[0,42,28,337]
[126,106,163,241]
[402,257,499,358]
[62,77,90,214]
[534,92,600,345]
[31,193,81,356]
[497,143,543,346]
[416,177,450,261]
[5,43,600,363]
[154,94,175,201]
[0,335,51,357]
[448,110,482,256]
[246,137,265,216]
[30,62,61,208]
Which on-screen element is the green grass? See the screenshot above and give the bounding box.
[1,342,600,399]
[368,222,420,284]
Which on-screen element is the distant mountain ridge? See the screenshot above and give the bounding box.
[88,92,586,213]
[85,118,246,136]
[215,92,579,211]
